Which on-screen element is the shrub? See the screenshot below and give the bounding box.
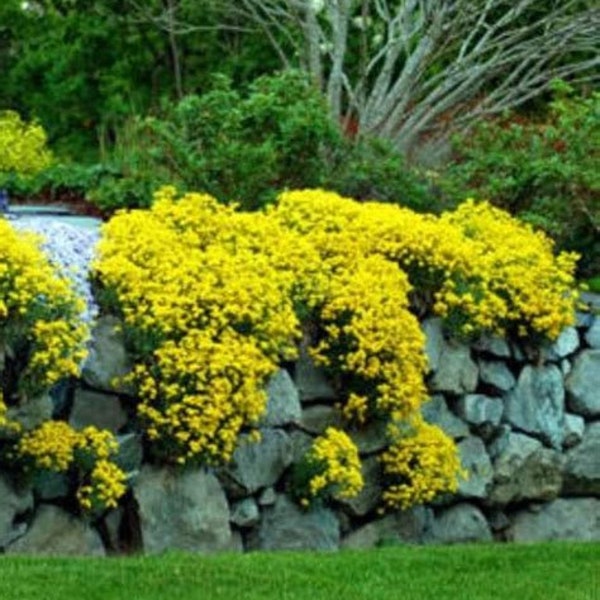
[0,219,90,399]
[17,421,126,513]
[324,136,434,211]
[88,70,431,214]
[380,417,464,510]
[292,427,364,508]
[439,83,600,277]
[272,190,579,342]
[0,111,52,177]
[93,187,305,465]
[89,71,342,212]
[93,186,578,511]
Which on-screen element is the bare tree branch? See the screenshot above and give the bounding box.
[131,0,600,156]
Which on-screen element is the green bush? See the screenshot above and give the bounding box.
[438,82,600,277]
[325,136,434,212]
[0,110,52,178]
[90,71,342,211]
[0,162,116,212]
[88,70,431,214]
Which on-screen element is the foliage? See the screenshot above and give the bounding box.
[324,136,434,211]
[439,85,600,277]
[0,220,126,515]
[272,190,579,342]
[93,187,305,465]
[17,421,126,513]
[0,162,116,209]
[94,186,578,510]
[293,427,363,508]
[380,417,464,510]
[0,111,52,177]
[0,220,89,400]
[90,71,344,211]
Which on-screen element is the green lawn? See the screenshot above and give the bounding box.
[0,543,597,600]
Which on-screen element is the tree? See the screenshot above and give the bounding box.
[211,0,600,156]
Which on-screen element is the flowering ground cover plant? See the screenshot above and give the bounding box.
[0,220,125,514]
[293,427,364,508]
[0,219,90,398]
[93,186,578,512]
[17,420,126,513]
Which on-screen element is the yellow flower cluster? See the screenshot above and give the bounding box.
[438,200,579,339]
[0,220,89,397]
[379,418,464,510]
[134,329,276,464]
[0,110,52,176]
[311,255,428,423]
[272,190,578,340]
[17,421,126,513]
[76,459,127,511]
[0,392,21,436]
[93,186,577,512]
[94,187,308,465]
[299,427,364,506]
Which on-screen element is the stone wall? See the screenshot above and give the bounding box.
[1,309,599,556]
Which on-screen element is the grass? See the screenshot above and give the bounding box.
[0,542,598,600]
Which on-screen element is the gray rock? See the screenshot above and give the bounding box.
[505,365,565,448]
[576,311,595,329]
[6,505,105,556]
[32,471,70,500]
[565,350,600,417]
[349,419,390,455]
[427,504,492,544]
[473,335,511,358]
[228,530,245,553]
[7,394,53,431]
[337,456,382,517]
[69,389,127,433]
[456,437,493,500]
[511,498,600,542]
[341,506,432,549]
[102,507,123,553]
[263,369,302,427]
[226,429,293,495]
[421,395,469,439]
[0,474,33,548]
[251,495,339,551]
[560,359,572,377]
[490,432,563,505]
[115,433,144,474]
[478,361,516,392]
[294,340,336,402]
[300,405,343,435]
[230,498,260,528]
[422,318,445,372]
[133,466,231,554]
[81,316,134,394]
[563,413,585,449]
[456,394,503,430]
[562,422,600,495]
[584,317,600,348]
[289,430,314,464]
[430,340,478,395]
[546,327,580,360]
[487,425,512,460]
[258,487,277,507]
